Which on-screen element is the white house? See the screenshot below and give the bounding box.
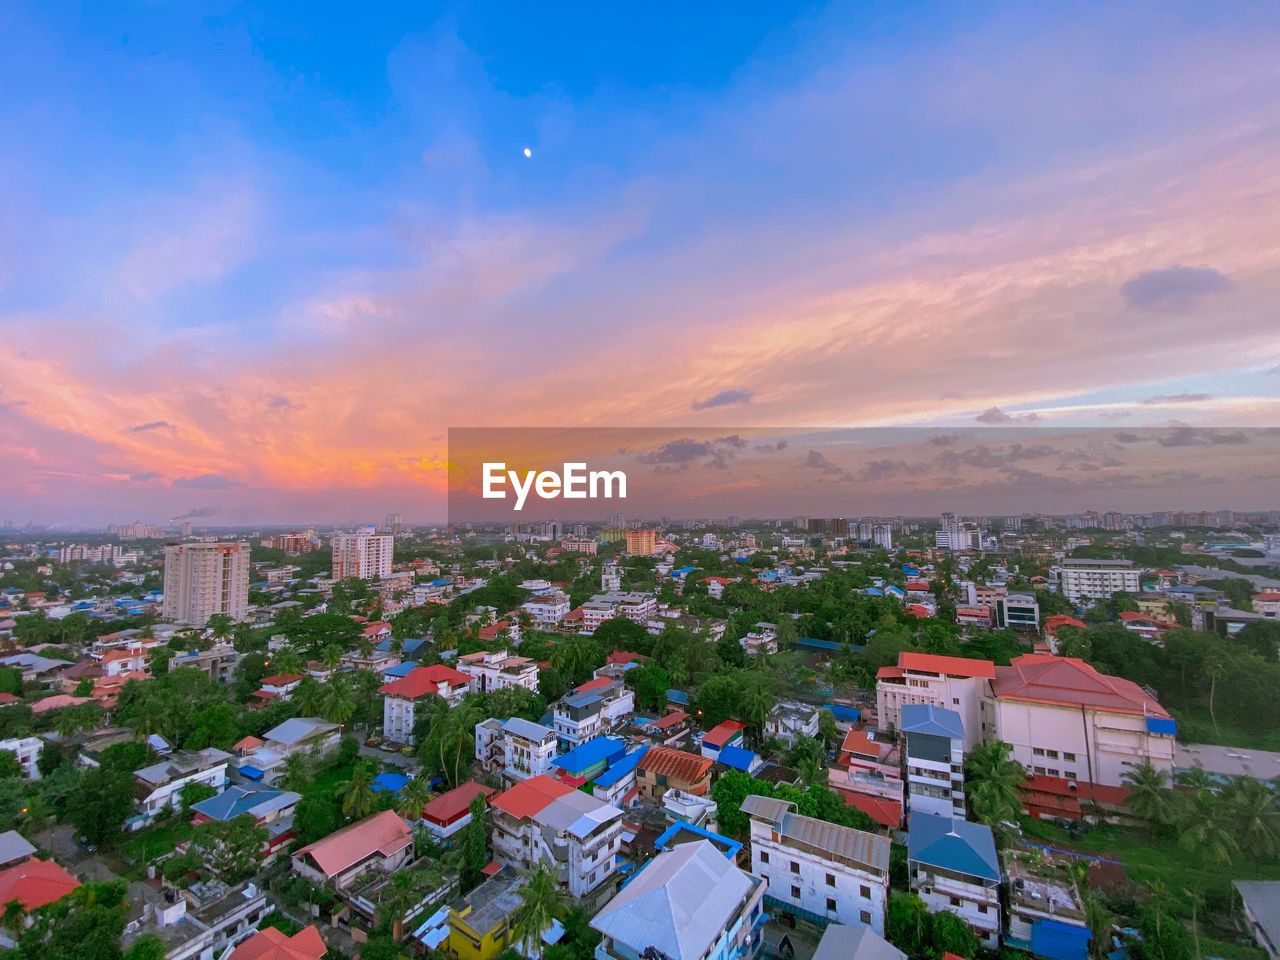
[901,704,966,820]
[742,794,891,934]
[908,814,1002,948]
[765,701,820,746]
[475,716,558,782]
[133,748,231,827]
[380,664,472,744]
[456,650,539,694]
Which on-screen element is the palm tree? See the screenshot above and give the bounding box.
[321,680,356,726]
[320,644,344,671]
[271,646,305,676]
[1122,762,1175,832]
[397,774,434,822]
[383,862,446,940]
[1177,788,1239,864]
[964,740,1026,830]
[280,752,314,793]
[1202,647,1229,737]
[511,865,567,958]
[338,759,379,819]
[292,676,325,716]
[1225,777,1279,860]
[738,678,775,748]
[1083,891,1114,960]
[1175,766,1217,794]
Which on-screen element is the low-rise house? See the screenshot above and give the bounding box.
[552,737,628,787]
[291,810,414,890]
[0,737,42,780]
[637,710,689,746]
[229,925,327,960]
[419,781,497,840]
[490,775,625,906]
[457,650,539,693]
[591,839,766,960]
[190,784,301,859]
[591,746,648,808]
[907,814,1001,948]
[662,788,718,830]
[812,923,905,960]
[475,717,558,782]
[765,701,820,746]
[522,591,571,627]
[742,795,890,934]
[442,867,527,960]
[168,643,240,684]
[700,720,747,762]
[238,718,340,785]
[0,851,80,946]
[122,876,270,960]
[552,680,635,749]
[1003,848,1090,960]
[901,704,966,820]
[1236,881,1280,960]
[636,746,714,801]
[134,748,232,827]
[258,673,304,698]
[381,665,473,744]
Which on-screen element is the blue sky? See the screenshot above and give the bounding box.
[1,1,1278,523]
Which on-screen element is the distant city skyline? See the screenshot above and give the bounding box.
[2,3,1279,524]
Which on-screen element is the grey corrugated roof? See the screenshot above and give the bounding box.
[264,717,337,745]
[0,830,36,866]
[741,795,890,873]
[591,840,754,960]
[1236,881,1280,953]
[503,717,554,741]
[740,794,793,824]
[814,924,906,960]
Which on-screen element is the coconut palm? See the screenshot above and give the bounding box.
[321,679,356,726]
[1225,777,1279,860]
[964,740,1026,829]
[383,862,447,940]
[280,752,314,793]
[338,759,379,819]
[398,774,435,822]
[511,865,567,958]
[1122,762,1175,832]
[1202,646,1229,737]
[738,677,775,748]
[1177,788,1239,864]
[319,644,344,671]
[270,645,305,676]
[292,676,325,716]
[1083,891,1114,960]
[1175,766,1217,794]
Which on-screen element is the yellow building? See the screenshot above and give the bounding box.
[446,870,525,960]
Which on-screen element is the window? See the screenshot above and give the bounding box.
[950,896,961,907]
[860,885,871,899]
[791,885,801,899]
[1064,752,1077,762]
[826,874,836,887]
[1046,749,1059,759]
[1065,771,1078,780]
[978,905,989,914]
[790,861,800,874]
[860,911,872,925]
[952,697,959,705]
[760,851,770,864]
[1033,747,1045,757]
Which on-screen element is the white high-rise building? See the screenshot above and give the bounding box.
[1059,558,1140,605]
[162,541,250,625]
[331,529,394,580]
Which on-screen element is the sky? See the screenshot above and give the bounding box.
[1,2,1279,526]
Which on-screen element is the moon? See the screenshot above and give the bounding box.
[523,147,532,158]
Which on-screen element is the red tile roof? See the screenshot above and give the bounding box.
[1021,773,1130,807]
[491,775,577,819]
[230,925,327,960]
[992,654,1171,718]
[899,652,996,679]
[1045,614,1088,636]
[905,604,933,618]
[836,789,902,828]
[379,665,471,699]
[261,673,304,686]
[293,810,412,878]
[0,693,20,706]
[650,711,688,731]
[0,857,81,912]
[606,651,647,665]
[481,861,504,877]
[1255,592,1280,601]
[574,676,614,693]
[421,781,496,825]
[876,666,904,680]
[638,747,713,786]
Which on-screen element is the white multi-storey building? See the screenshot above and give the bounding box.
[901,704,966,820]
[491,775,625,907]
[0,737,43,780]
[1059,559,1141,605]
[456,650,539,693]
[908,814,1002,948]
[161,540,250,625]
[742,795,891,934]
[330,529,394,581]
[876,652,995,751]
[764,701,820,746]
[521,591,571,627]
[133,748,231,827]
[379,665,472,744]
[581,592,656,631]
[552,679,635,748]
[475,716,558,782]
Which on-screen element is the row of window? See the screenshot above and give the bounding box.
[1032,748,1077,762]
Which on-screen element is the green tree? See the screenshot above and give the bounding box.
[964,740,1025,832]
[122,933,168,960]
[512,864,568,956]
[397,774,435,821]
[69,766,134,848]
[1176,788,1239,864]
[629,662,670,713]
[1122,761,1175,833]
[1224,776,1279,860]
[463,794,489,889]
[191,814,268,882]
[929,908,979,960]
[337,759,379,819]
[15,880,128,960]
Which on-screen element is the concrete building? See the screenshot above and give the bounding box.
[133,748,232,827]
[291,810,414,890]
[457,650,539,694]
[237,718,340,785]
[764,701,820,746]
[1059,559,1141,605]
[0,737,42,780]
[908,814,1001,948]
[490,775,625,905]
[552,680,635,749]
[994,594,1040,631]
[624,528,657,556]
[330,530,394,581]
[742,795,891,934]
[380,665,473,744]
[901,704,966,820]
[876,653,995,751]
[162,541,250,625]
[475,716,558,782]
[635,747,714,801]
[991,654,1176,788]
[591,839,766,960]
[522,591,572,626]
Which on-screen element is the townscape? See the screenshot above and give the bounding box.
[0,512,1277,960]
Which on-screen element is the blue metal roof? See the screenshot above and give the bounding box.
[562,690,604,709]
[239,765,265,781]
[1031,919,1091,960]
[717,745,759,772]
[554,737,627,776]
[371,773,410,794]
[384,661,417,678]
[864,588,884,596]
[796,636,841,651]
[666,689,690,705]
[654,821,742,860]
[901,703,965,740]
[1145,716,1177,735]
[594,745,649,788]
[827,705,860,723]
[908,814,1000,882]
